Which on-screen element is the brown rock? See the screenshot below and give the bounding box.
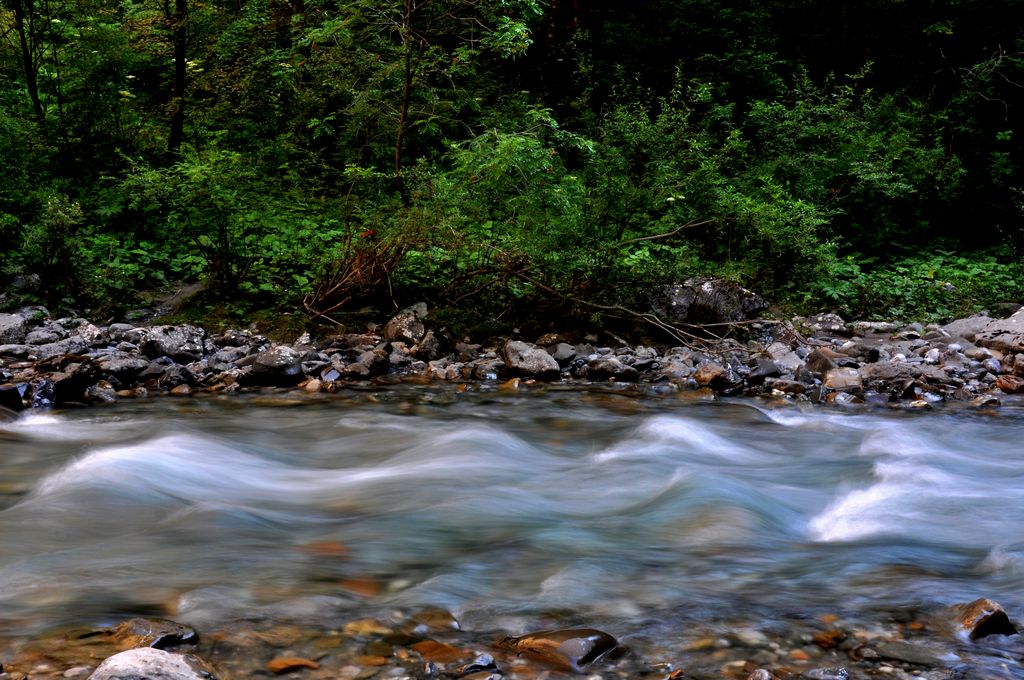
[805,348,840,375]
[410,640,468,663]
[996,374,1024,394]
[823,367,863,391]
[496,628,618,673]
[694,362,727,387]
[169,384,192,396]
[953,598,1018,640]
[267,657,320,673]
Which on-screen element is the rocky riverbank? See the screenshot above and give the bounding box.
[0,597,1019,680]
[3,299,1024,412]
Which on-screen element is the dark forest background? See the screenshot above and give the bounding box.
[2,0,1022,330]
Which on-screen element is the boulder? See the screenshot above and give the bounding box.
[0,313,28,344]
[942,314,995,342]
[975,309,1024,354]
[952,598,1018,640]
[794,313,849,337]
[502,340,560,379]
[694,361,728,387]
[32,336,91,360]
[87,647,218,680]
[98,353,152,383]
[587,356,639,382]
[0,383,25,411]
[141,326,209,362]
[652,277,766,324]
[823,367,863,391]
[383,302,427,344]
[250,346,304,385]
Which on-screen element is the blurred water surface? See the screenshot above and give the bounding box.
[2,388,1024,644]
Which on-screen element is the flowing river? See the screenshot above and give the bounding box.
[2,386,1023,678]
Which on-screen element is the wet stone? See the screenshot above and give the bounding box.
[87,648,218,680]
[952,598,1018,640]
[496,628,618,673]
[871,640,953,667]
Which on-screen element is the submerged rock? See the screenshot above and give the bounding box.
[496,628,618,673]
[952,598,1018,640]
[87,647,218,680]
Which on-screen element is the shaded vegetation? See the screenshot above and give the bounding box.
[1,0,1022,330]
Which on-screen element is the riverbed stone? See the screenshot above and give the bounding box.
[87,648,218,680]
[502,340,560,379]
[871,640,953,667]
[587,356,639,382]
[694,361,728,387]
[250,346,304,385]
[0,382,24,411]
[823,367,863,391]
[975,308,1024,354]
[652,277,766,324]
[383,303,427,344]
[0,313,28,344]
[141,326,209,362]
[497,628,618,673]
[952,598,1018,640]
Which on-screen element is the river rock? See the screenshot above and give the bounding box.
[250,346,304,385]
[823,367,863,391]
[694,361,728,387]
[33,336,91,360]
[0,313,28,344]
[871,640,953,667]
[975,309,1024,354]
[588,356,639,382]
[497,628,618,673]
[87,648,218,680]
[502,340,560,379]
[952,598,1018,640]
[852,321,901,335]
[0,382,24,411]
[547,342,577,367]
[383,302,427,344]
[141,326,209,362]
[996,374,1024,393]
[795,313,848,337]
[98,353,152,382]
[942,314,994,342]
[766,342,803,373]
[652,277,766,324]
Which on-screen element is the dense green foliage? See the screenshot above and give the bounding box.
[1,0,1022,328]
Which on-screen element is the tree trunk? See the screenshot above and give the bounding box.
[167,0,187,153]
[8,0,45,125]
[393,0,414,205]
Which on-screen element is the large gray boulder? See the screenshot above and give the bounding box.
[250,345,304,385]
[88,648,218,680]
[141,326,210,362]
[975,309,1024,354]
[383,302,427,344]
[502,340,560,379]
[0,313,28,344]
[652,277,766,324]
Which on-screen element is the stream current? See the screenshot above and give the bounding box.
[1,387,1023,675]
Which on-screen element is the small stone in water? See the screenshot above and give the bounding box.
[497,628,618,673]
[953,597,1018,640]
[801,668,848,680]
[267,657,320,674]
[410,640,467,663]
